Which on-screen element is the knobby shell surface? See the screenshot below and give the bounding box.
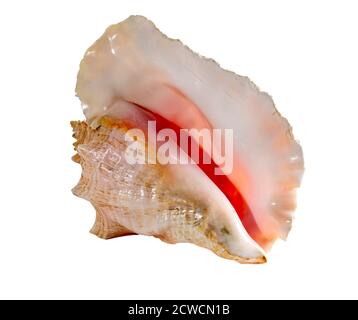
[71,119,266,263]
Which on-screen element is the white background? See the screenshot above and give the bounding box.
[0,0,357,299]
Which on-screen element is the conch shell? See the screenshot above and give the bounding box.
[71,16,304,263]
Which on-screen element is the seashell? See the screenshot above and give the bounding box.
[72,15,304,263]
